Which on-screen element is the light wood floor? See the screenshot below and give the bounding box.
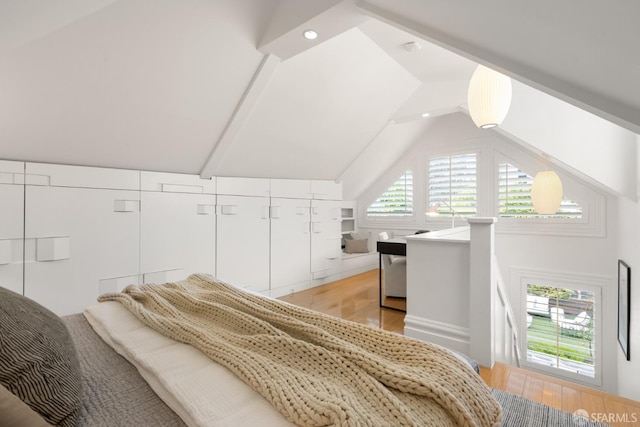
[278,269,640,427]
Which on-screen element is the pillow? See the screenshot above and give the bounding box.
[0,383,53,427]
[344,239,369,254]
[0,287,82,427]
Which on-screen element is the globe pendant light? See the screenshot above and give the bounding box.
[531,171,563,214]
[467,65,512,129]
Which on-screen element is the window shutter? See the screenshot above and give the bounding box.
[367,171,413,217]
[428,153,477,216]
[499,163,582,219]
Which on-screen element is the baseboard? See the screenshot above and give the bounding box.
[404,315,471,355]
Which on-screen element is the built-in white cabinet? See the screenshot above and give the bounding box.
[141,170,216,194]
[310,200,342,282]
[216,195,270,291]
[0,161,25,295]
[217,177,270,197]
[270,198,311,294]
[310,180,342,200]
[23,163,140,316]
[2,165,358,314]
[271,179,311,199]
[140,172,216,284]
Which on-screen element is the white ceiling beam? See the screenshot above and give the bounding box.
[259,0,368,60]
[357,1,640,136]
[199,54,280,179]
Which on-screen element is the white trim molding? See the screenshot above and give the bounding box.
[511,267,613,391]
[404,315,471,356]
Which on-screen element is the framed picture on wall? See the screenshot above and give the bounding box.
[618,260,631,361]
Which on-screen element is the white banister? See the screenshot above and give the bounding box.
[404,217,521,369]
[468,218,497,367]
[494,257,521,367]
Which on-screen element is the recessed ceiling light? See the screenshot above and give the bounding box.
[303,29,318,40]
[421,113,431,118]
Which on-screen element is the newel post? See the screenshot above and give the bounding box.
[468,217,497,368]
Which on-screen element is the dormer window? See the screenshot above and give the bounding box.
[499,162,582,219]
[366,171,413,217]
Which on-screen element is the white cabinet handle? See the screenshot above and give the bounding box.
[21,174,50,186]
[219,205,238,215]
[270,206,281,219]
[161,183,203,194]
[312,270,329,279]
[197,204,215,215]
[301,222,310,234]
[0,172,18,185]
[142,269,183,284]
[261,206,270,219]
[99,274,140,294]
[114,200,139,212]
[36,237,70,262]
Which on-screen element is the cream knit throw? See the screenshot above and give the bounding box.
[99,274,501,427]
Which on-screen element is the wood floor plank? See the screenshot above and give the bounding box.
[603,400,637,427]
[541,381,563,410]
[277,269,640,418]
[488,363,509,390]
[580,392,606,422]
[504,370,527,396]
[522,376,544,402]
[479,366,492,384]
[561,386,583,415]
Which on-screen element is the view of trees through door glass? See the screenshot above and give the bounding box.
[525,283,596,378]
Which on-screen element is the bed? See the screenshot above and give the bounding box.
[0,276,608,427]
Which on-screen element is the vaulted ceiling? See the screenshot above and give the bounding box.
[0,0,638,200]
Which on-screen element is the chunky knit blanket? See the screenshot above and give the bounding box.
[99,274,502,427]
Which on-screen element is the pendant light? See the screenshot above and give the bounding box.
[531,171,563,214]
[467,65,512,129]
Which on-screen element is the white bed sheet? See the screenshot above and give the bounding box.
[84,301,295,427]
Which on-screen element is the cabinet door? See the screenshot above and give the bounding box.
[310,200,342,280]
[24,186,140,315]
[270,198,311,292]
[217,177,270,197]
[141,171,215,194]
[140,191,216,283]
[216,195,270,291]
[310,180,342,200]
[0,161,24,294]
[270,179,311,199]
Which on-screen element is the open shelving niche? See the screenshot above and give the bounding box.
[340,201,377,278]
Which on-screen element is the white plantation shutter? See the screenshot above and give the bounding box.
[428,154,477,216]
[367,171,413,217]
[499,163,582,219]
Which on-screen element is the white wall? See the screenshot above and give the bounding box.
[615,138,640,400]
[355,113,622,393]
[496,204,618,392]
[501,81,638,200]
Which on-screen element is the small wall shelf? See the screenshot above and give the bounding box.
[341,219,355,233]
[340,203,356,234]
